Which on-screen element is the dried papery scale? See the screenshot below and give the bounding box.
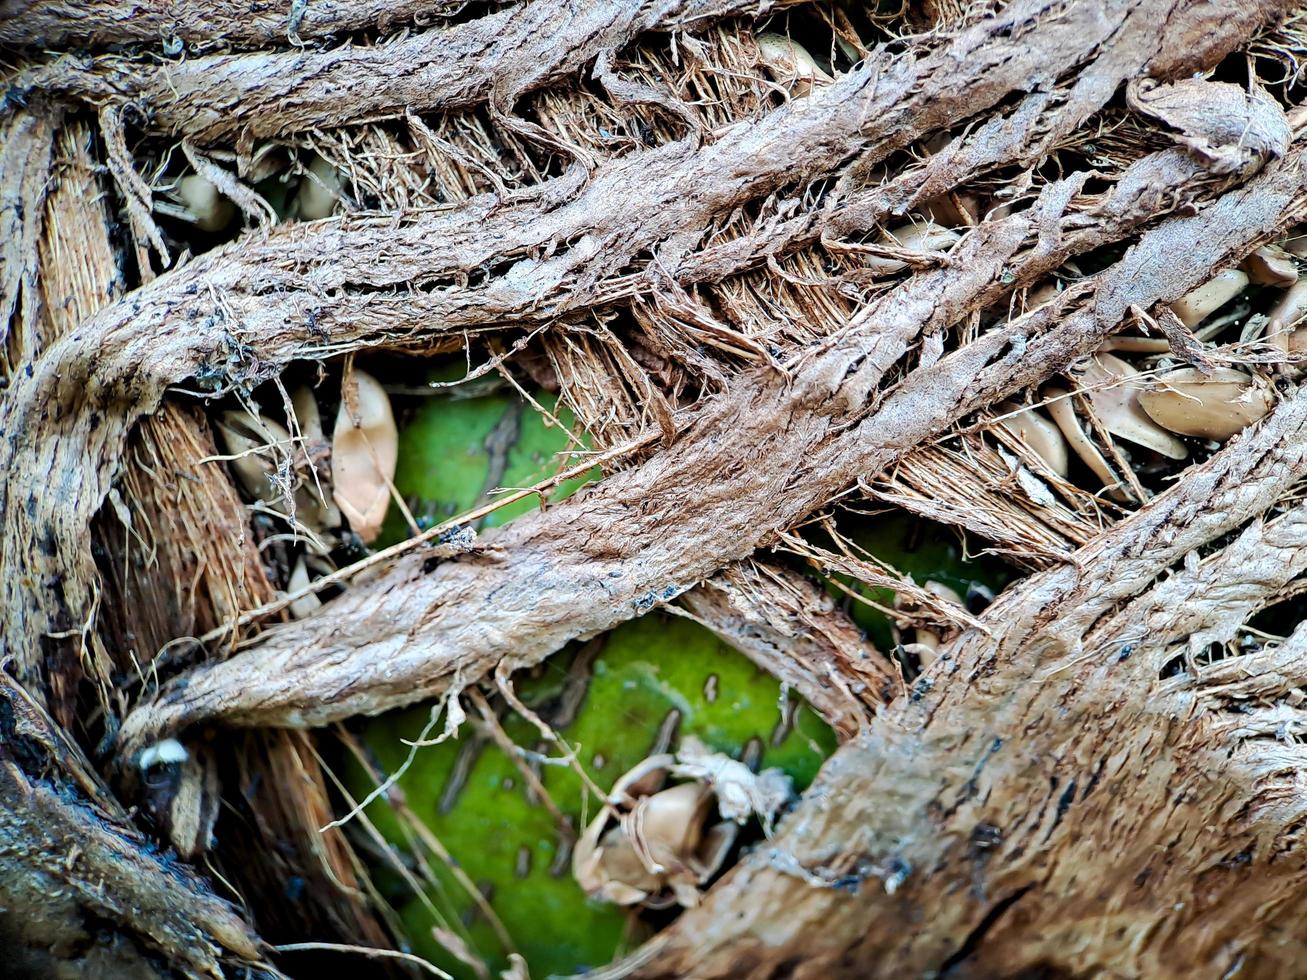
[331,367,399,544]
[898,580,965,669]
[862,219,964,277]
[155,173,236,232]
[1171,267,1249,327]
[1241,243,1299,285]
[1078,351,1188,460]
[293,152,344,221]
[574,739,790,911]
[1044,386,1133,501]
[1268,277,1307,352]
[996,400,1071,477]
[214,409,294,508]
[287,555,324,619]
[1138,367,1276,440]
[755,33,833,98]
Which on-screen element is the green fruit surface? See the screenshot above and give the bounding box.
[349,375,1005,978]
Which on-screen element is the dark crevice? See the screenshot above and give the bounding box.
[939,884,1035,975]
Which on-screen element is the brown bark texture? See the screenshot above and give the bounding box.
[4,0,1307,977]
[0,0,470,51]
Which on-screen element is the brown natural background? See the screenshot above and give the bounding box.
[4,0,1307,977]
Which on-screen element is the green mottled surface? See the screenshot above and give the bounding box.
[354,379,836,978]
[348,614,836,979]
[834,513,1014,650]
[349,374,1005,978]
[378,379,595,546]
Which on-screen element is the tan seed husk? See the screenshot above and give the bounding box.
[1240,245,1298,287]
[1267,279,1307,354]
[1138,367,1274,440]
[173,174,236,233]
[213,410,292,506]
[331,367,398,544]
[294,154,343,221]
[997,402,1071,476]
[1082,352,1188,460]
[755,33,832,98]
[1170,268,1248,328]
[1045,386,1125,495]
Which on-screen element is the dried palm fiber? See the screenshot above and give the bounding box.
[12,0,1233,712]
[294,11,1040,726]
[2,0,1307,977]
[305,24,891,734]
[27,117,387,953]
[868,419,1110,571]
[0,117,263,977]
[0,0,472,51]
[12,0,805,145]
[635,387,1307,979]
[0,677,262,978]
[4,0,1285,741]
[113,93,1304,744]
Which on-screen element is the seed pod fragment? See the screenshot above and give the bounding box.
[172,174,236,232]
[294,153,343,220]
[213,411,292,506]
[997,402,1070,477]
[1045,386,1126,496]
[1241,245,1298,287]
[1138,367,1274,441]
[1081,352,1187,460]
[1170,269,1248,328]
[331,368,398,543]
[1267,279,1307,354]
[865,220,961,276]
[756,34,832,97]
